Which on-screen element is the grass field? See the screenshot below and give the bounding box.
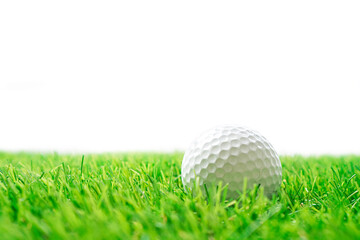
[0,152,360,239]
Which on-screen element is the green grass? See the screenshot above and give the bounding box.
[1,152,360,239]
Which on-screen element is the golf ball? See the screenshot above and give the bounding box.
[181,125,282,199]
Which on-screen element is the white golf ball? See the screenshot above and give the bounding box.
[181,125,282,199]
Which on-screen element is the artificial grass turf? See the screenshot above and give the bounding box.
[0,152,360,239]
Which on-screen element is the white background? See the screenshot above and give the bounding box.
[1,1,359,155]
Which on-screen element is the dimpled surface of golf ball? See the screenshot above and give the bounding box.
[181,125,282,199]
